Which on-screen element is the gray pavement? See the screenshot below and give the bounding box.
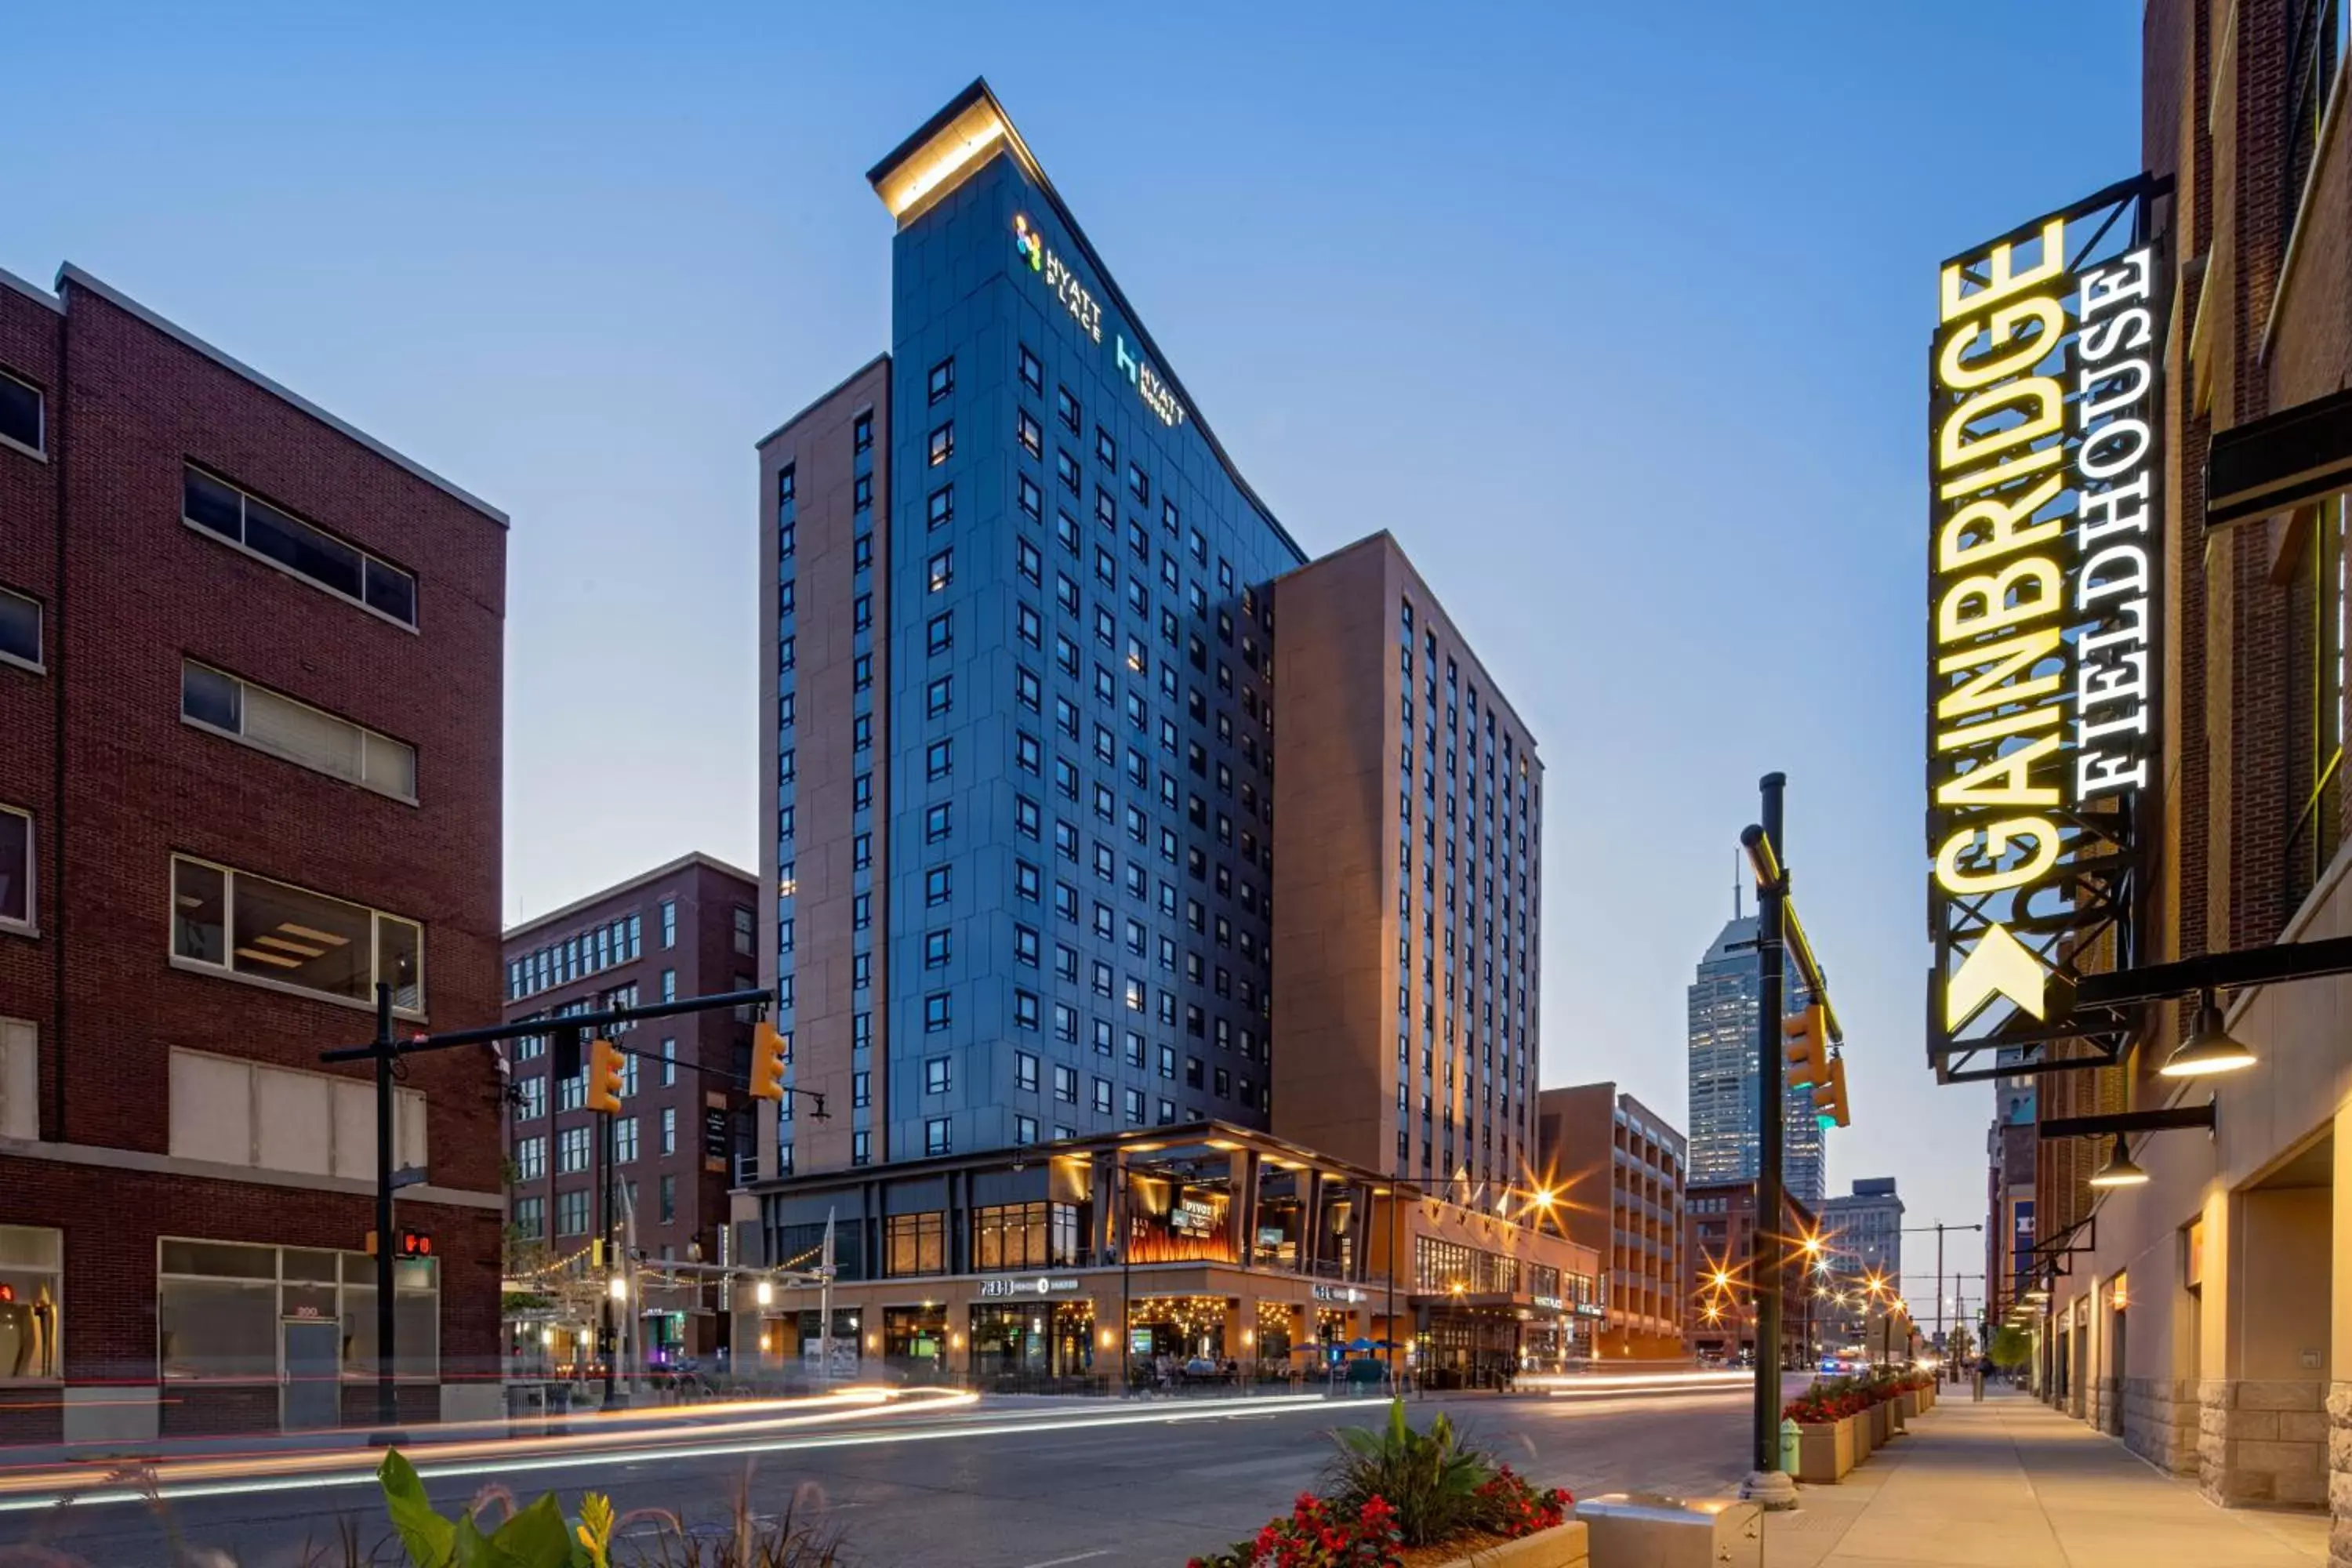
[1,1387,1756,1566]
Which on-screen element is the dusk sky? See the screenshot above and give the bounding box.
[12,1,2146,1301]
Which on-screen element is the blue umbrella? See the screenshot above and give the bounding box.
[1345,1336,1377,1352]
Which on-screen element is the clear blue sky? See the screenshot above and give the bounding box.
[12,1,2145,1290]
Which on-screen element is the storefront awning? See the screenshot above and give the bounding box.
[2206,386,2352,529]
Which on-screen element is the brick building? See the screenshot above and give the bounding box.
[499,853,758,1366]
[0,263,506,1439]
[1684,1178,1819,1366]
[1537,1083,1687,1358]
[1947,0,2352,1526]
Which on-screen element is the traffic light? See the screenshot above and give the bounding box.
[552,1026,583,1083]
[1783,1003,1828,1089]
[585,1036,626,1114]
[749,1021,788,1102]
[1813,1053,1851,1129]
[397,1229,434,1259]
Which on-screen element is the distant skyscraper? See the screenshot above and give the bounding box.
[1686,911,1826,1209]
[1821,1177,1904,1293]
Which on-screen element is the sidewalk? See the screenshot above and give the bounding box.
[1764,1387,2330,1566]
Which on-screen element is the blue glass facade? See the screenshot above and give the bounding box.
[803,150,1302,1167]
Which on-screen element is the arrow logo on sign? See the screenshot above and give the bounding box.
[1945,923,2047,1030]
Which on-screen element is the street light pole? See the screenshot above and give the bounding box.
[1745,772,1793,1507]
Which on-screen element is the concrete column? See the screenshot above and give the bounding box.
[2209,1183,2330,1507]
[2328,1116,2352,1565]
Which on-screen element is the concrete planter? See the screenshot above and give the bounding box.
[1791,1418,1854,1483]
[1900,1388,1925,1421]
[1869,1399,1894,1446]
[1852,1405,1875,1460]
[1420,1521,1588,1566]
[1888,1395,1907,1436]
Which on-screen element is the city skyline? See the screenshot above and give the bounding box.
[2,0,2149,1249]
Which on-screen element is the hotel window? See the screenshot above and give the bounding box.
[0,805,31,931]
[854,654,872,691]
[853,713,872,751]
[927,612,953,656]
[0,586,41,672]
[170,855,423,1015]
[1092,1079,1112,1114]
[658,1174,676,1223]
[181,661,418,802]
[885,1212,943,1275]
[661,1037,677,1086]
[1014,1114,1039,1145]
[1014,989,1040,1030]
[661,969,677,1003]
[853,1012,872,1047]
[925,802,952,843]
[1095,430,1116,468]
[853,1069,870,1108]
[512,1196,544,1239]
[924,1056,950,1094]
[924,993,950,1031]
[612,1116,638,1163]
[1016,666,1041,710]
[557,1125,590,1174]
[927,675,954,718]
[1017,539,1043,585]
[924,929,950,967]
[927,423,953,466]
[852,1131,871,1167]
[854,773,873,811]
[925,866,952,907]
[517,1076,544,1120]
[1019,345,1043,395]
[928,485,953,530]
[852,953,870,991]
[1128,464,1149,506]
[927,547,953,592]
[779,635,795,672]
[183,467,417,627]
[927,356,954,404]
[1018,473,1042,520]
[1057,386,1079,434]
[927,739,953,780]
[0,368,43,456]
[854,412,873,453]
[854,593,873,631]
[779,518,795,560]
[514,1134,546,1181]
[1057,449,1080,495]
[1122,1087,1144,1124]
[1018,409,1043,459]
[854,473,873,510]
[556,1190,590,1236]
[2291,492,2350,907]
[853,532,873,572]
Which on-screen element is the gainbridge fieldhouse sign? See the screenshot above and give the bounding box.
[1925,176,2166,1083]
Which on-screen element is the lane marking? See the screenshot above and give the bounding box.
[0,1397,1345,1514]
[1020,1552,1112,1567]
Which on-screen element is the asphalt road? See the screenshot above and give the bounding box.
[2,1388,1763,1567]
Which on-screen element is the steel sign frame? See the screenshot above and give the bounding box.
[1926,174,2172,1083]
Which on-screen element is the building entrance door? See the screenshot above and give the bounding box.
[281,1317,340,1430]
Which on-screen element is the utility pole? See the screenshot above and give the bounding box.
[601,1094,618,1408]
[371,982,398,1438]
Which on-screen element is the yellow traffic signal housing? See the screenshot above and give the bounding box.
[1782,1003,1828,1089]
[1813,1054,1851,1129]
[585,1036,626,1114]
[749,1021,789,1102]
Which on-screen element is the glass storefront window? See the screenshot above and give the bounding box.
[158,1239,439,1380]
[883,1305,948,1374]
[0,1225,63,1381]
[975,1202,1080,1269]
[971,1304,1048,1378]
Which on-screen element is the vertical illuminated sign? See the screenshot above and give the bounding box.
[1926,179,2165,1082]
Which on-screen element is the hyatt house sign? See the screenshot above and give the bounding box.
[1926,177,2166,1082]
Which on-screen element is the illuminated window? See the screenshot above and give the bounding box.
[927,423,953,466]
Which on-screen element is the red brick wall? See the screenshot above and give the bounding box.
[0,268,506,1405]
